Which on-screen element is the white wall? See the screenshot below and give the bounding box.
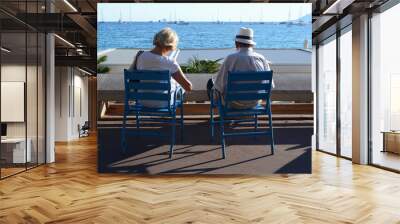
[1,65,35,137]
[55,66,69,141]
[1,63,46,164]
[54,67,89,141]
[71,72,89,138]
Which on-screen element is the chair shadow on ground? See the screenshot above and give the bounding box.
[98,120,312,174]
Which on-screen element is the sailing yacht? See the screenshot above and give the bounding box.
[259,8,264,24]
[287,9,294,26]
[216,10,224,24]
[118,11,122,23]
[176,11,189,25]
[292,8,307,26]
[167,12,174,24]
[99,11,105,24]
[167,11,188,24]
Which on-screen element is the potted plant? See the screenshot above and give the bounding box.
[181,57,222,102]
[181,57,222,74]
[97,55,110,74]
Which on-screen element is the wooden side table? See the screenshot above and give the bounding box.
[382,131,400,154]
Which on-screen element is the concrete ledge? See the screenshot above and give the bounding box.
[98,89,313,103]
[98,72,313,103]
[101,102,313,118]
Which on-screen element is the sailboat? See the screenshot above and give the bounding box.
[177,21,189,25]
[287,8,294,26]
[216,10,224,24]
[118,11,122,23]
[259,8,264,24]
[167,11,189,25]
[99,11,105,24]
[167,13,174,24]
[293,8,307,26]
[128,5,132,23]
[176,11,189,25]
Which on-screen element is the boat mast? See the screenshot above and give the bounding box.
[174,10,177,22]
[129,5,132,22]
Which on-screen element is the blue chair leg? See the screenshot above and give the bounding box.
[180,105,184,143]
[254,114,258,140]
[268,106,275,155]
[219,115,226,159]
[135,113,140,137]
[169,117,176,159]
[121,110,128,153]
[255,114,258,130]
[210,103,215,141]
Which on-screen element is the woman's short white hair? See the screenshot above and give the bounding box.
[153,27,179,49]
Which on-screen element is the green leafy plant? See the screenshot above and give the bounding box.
[97,55,110,73]
[181,57,222,74]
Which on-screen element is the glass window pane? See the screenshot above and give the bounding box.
[38,33,46,165]
[27,31,38,169]
[371,3,400,171]
[1,27,28,177]
[340,28,352,158]
[26,0,40,169]
[1,0,46,179]
[318,36,337,154]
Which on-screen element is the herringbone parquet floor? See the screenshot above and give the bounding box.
[1,134,400,224]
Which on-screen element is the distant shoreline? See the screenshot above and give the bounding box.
[98,21,311,24]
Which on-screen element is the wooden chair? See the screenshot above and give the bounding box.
[78,121,90,138]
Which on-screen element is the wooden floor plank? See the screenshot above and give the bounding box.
[0,134,400,223]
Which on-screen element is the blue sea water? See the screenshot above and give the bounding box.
[98,22,311,51]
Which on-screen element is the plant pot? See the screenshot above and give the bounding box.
[184,73,217,102]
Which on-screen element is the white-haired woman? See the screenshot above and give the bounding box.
[129,27,192,108]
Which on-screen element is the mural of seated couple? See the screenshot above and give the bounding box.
[97,27,312,175]
[123,27,274,152]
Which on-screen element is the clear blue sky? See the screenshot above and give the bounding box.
[98,3,311,22]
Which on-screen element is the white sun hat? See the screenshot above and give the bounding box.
[235,27,256,45]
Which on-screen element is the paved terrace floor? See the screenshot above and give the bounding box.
[98,119,312,175]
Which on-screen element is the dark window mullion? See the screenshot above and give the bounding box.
[336,27,341,157]
[25,0,28,171]
[36,0,39,168]
[316,44,320,151]
[367,11,373,165]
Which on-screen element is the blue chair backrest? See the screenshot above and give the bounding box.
[124,69,171,108]
[225,71,273,103]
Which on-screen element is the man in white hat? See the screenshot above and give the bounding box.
[207,27,273,109]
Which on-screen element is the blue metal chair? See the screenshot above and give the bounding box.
[121,69,184,158]
[210,71,274,159]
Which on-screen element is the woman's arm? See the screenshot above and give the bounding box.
[172,67,193,91]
